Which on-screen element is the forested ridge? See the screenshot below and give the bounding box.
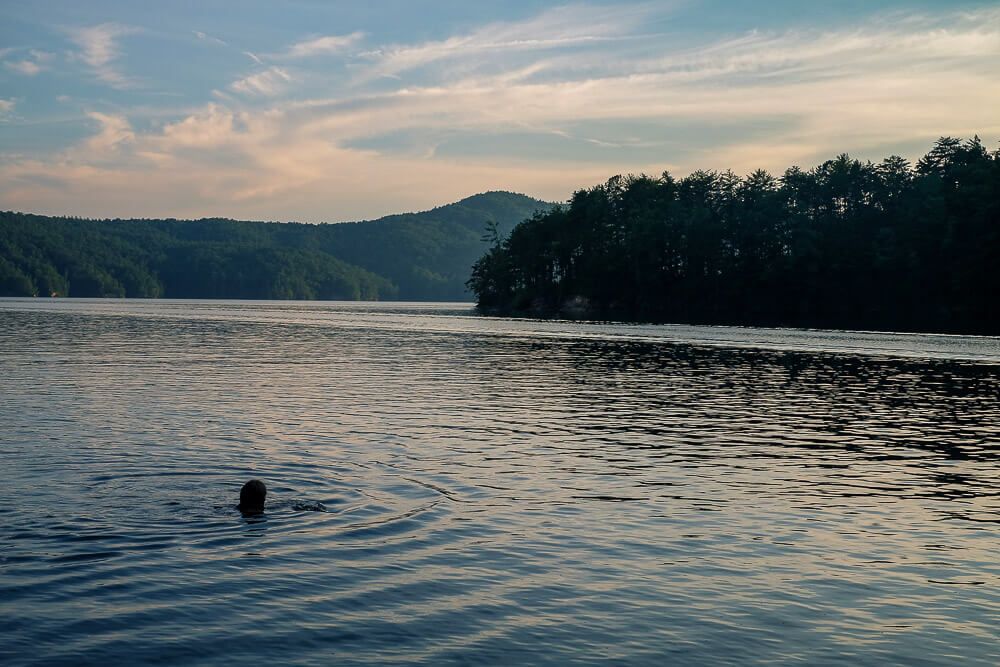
[469,138,1000,334]
[0,192,550,301]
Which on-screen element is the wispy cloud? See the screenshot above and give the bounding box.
[0,98,15,117]
[357,5,650,81]
[3,49,54,76]
[83,111,134,153]
[193,30,228,47]
[230,66,292,96]
[280,32,365,59]
[66,23,139,88]
[5,60,42,75]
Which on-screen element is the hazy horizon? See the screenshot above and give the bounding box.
[2,1,999,222]
[0,189,550,225]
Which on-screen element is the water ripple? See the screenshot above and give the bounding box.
[1,299,999,666]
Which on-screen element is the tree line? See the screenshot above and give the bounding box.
[469,138,1000,334]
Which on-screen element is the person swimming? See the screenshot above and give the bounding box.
[239,479,267,514]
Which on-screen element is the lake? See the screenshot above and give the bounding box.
[1,299,998,666]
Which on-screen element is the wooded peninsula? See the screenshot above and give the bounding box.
[469,138,999,334]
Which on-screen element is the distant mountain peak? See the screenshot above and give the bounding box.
[455,190,549,204]
[435,190,555,213]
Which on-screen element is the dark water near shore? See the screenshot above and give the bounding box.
[1,299,999,666]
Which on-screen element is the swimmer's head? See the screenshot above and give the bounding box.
[239,479,267,514]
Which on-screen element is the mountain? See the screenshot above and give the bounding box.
[0,191,553,301]
[305,192,554,299]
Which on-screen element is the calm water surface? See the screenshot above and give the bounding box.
[1,299,998,666]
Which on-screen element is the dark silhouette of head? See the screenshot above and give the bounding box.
[239,479,267,514]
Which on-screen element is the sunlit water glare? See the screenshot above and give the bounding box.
[1,299,998,666]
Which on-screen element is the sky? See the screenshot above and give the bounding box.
[1,0,998,222]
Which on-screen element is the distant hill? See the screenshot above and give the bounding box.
[310,192,555,299]
[0,191,553,301]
